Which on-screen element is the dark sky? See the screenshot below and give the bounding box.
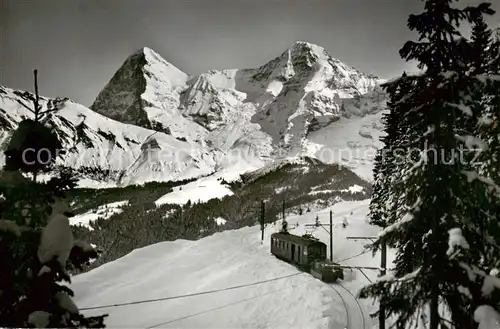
[2,0,499,106]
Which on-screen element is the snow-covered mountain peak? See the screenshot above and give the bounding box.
[292,40,322,49]
[247,41,331,84]
[137,46,157,57]
[140,47,188,88]
[288,40,326,67]
[290,40,328,60]
[91,46,191,134]
[249,40,379,95]
[246,41,385,163]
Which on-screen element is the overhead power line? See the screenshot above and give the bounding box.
[147,278,316,328]
[79,272,305,311]
[336,249,372,263]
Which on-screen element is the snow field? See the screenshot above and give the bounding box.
[72,200,394,328]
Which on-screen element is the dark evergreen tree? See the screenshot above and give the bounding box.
[0,70,107,328]
[443,10,500,328]
[468,14,493,74]
[369,71,419,229]
[360,1,500,328]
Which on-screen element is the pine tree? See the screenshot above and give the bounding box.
[463,13,500,326]
[0,70,107,327]
[359,1,500,328]
[369,72,419,229]
[468,14,492,75]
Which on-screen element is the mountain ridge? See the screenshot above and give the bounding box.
[91,41,383,137]
[0,41,388,186]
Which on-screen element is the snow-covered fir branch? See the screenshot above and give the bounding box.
[463,171,500,198]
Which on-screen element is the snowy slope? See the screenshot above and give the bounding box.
[306,109,387,181]
[72,200,395,328]
[70,201,129,230]
[154,160,263,206]
[0,86,220,187]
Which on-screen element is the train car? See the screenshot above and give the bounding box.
[270,232,326,270]
[310,259,344,283]
[270,232,343,282]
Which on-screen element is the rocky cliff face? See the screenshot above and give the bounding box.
[91,47,191,136]
[91,48,150,128]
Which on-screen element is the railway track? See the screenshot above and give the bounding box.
[327,282,368,329]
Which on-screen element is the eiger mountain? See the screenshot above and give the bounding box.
[0,41,388,187]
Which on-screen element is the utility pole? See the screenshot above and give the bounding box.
[33,69,40,182]
[379,239,387,329]
[33,69,40,122]
[346,236,386,329]
[282,199,285,222]
[261,200,265,242]
[305,212,334,261]
[430,217,439,329]
[329,210,333,262]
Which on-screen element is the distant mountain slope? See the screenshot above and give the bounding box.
[88,41,387,181]
[70,155,372,266]
[0,86,220,187]
[0,41,388,186]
